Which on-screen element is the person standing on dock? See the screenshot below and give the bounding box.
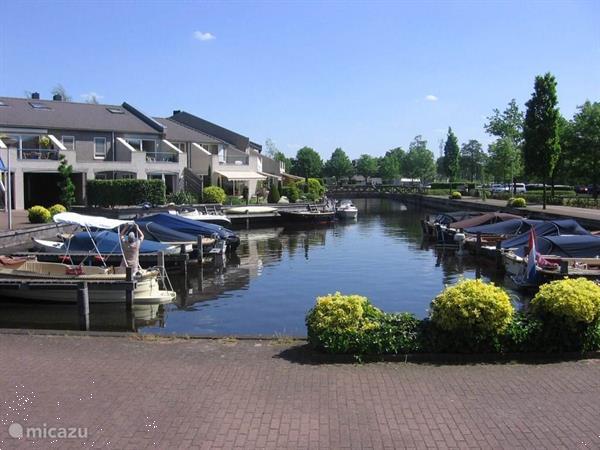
[119,223,144,275]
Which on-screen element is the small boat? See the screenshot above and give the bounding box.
[136,213,240,252]
[226,205,277,214]
[0,256,175,304]
[278,204,336,223]
[171,207,231,226]
[336,200,358,220]
[436,212,523,246]
[421,211,483,238]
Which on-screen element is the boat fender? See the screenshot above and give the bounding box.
[453,233,466,243]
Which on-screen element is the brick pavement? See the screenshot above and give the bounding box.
[1,334,600,449]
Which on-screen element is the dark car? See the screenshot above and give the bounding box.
[575,185,589,194]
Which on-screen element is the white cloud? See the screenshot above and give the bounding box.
[425,94,438,102]
[193,31,216,41]
[80,92,103,102]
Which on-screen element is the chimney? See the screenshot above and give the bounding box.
[53,94,63,101]
[31,92,40,99]
[173,110,181,116]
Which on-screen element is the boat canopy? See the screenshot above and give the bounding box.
[536,235,600,258]
[67,231,171,254]
[464,218,542,236]
[451,212,522,230]
[434,211,482,226]
[137,221,196,244]
[136,213,238,242]
[53,212,130,230]
[501,219,590,250]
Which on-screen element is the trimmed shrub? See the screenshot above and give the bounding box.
[531,278,600,326]
[28,205,51,224]
[450,191,462,200]
[87,179,166,207]
[202,186,227,204]
[429,182,475,190]
[48,204,67,217]
[268,183,280,203]
[429,279,514,352]
[167,191,198,205]
[282,183,301,203]
[507,197,527,207]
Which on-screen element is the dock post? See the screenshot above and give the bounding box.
[476,232,482,256]
[197,235,203,265]
[157,250,165,269]
[246,210,250,230]
[560,260,569,275]
[495,241,503,271]
[125,267,134,312]
[77,281,90,331]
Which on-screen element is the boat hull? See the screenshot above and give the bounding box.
[278,210,336,223]
[226,206,277,214]
[336,209,358,219]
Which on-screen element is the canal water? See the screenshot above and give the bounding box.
[0,199,528,335]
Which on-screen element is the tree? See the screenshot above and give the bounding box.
[354,154,379,182]
[51,84,72,101]
[460,140,485,181]
[522,73,561,209]
[570,101,600,199]
[323,148,354,183]
[486,138,522,184]
[378,147,404,181]
[292,147,323,182]
[84,94,100,104]
[268,180,281,203]
[405,136,436,184]
[443,127,461,189]
[57,154,75,208]
[485,99,524,146]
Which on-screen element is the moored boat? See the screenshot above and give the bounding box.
[172,207,231,226]
[336,200,358,220]
[226,205,277,214]
[278,205,336,223]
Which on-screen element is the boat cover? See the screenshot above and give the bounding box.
[136,213,239,244]
[54,212,130,230]
[465,218,543,236]
[501,219,590,250]
[451,212,522,230]
[433,211,482,226]
[66,231,171,253]
[136,221,196,243]
[536,235,600,258]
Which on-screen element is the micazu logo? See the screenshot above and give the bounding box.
[8,422,88,439]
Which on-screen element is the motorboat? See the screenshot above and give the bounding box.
[225,205,277,214]
[278,204,336,223]
[0,256,175,304]
[171,207,231,226]
[336,200,358,220]
[436,212,523,246]
[136,213,240,252]
[421,211,483,238]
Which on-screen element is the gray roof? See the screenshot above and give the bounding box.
[0,97,162,134]
[170,111,251,151]
[153,117,224,144]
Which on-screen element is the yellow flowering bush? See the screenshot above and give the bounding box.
[531,278,600,324]
[307,292,382,335]
[430,279,514,335]
[450,191,462,199]
[27,205,51,223]
[48,204,67,217]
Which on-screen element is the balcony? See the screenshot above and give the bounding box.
[145,152,179,163]
[18,148,60,161]
[220,155,249,165]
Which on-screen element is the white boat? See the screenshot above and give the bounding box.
[336,200,358,220]
[0,257,176,304]
[226,206,277,214]
[170,207,231,226]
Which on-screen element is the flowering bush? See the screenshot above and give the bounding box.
[28,205,52,223]
[531,278,600,325]
[430,279,514,335]
[450,191,462,200]
[48,204,67,217]
[508,197,527,207]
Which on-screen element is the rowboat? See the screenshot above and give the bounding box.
[0,257,176,304]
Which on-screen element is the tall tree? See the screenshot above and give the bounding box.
[57,154,75,208]
[485,99,524,146]
[485,138,522,184]
[405,136,436,183]
[570,101,600,199]
[443,127,461,189]
[460,139,485,181]
[522,73,561,209]
[323,148,354,183]
[51,84,72,101]
[293,147,323,181]
[378,147,404,181]
[354,154,379,181]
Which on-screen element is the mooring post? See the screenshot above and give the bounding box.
[125,266,133,312]
[246,210,250,230]
[157,250,165,269]
[476,232,482,256]
[77,281,90,331]
[495,241,503,271]
[197,235,203,265]
[560,260,569,275]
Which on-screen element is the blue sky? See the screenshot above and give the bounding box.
[1,1,598,159]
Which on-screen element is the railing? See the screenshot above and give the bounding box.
[18,148,60,161]
[220,155,249,165]
[145,152,179,163]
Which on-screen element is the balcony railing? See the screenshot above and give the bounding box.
[220,155,249,165]
[145,152,179,163]
[18,148,60,161]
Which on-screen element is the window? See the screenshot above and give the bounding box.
[172,142,186,152]
[95,172,108,180]
[126,138,142,151]
[201,143,219,154]
[94,137,107,158]
[62,136,75,151]
[106,107,124,114]
[29,102,52,110]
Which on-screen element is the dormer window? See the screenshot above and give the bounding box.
[106,107,124,114]
[29,102,52,110]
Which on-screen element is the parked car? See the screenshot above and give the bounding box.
[513,183,526,193]
[490,184,508,193]
[575,185,590,194]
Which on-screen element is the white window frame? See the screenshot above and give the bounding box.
[62,135,75,151]
[94,137,107,159]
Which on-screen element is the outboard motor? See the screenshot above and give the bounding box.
[454,232,466,256]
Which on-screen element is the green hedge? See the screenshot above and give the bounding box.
[87,179,166,207]
[526,185,573,192]
[429,182,475,190]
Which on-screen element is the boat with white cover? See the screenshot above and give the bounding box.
[170,207,231,226]
[336,200,358,219]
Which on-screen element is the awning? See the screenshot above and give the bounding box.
[282,172,304,181]
[48,134,67,151]
[116,137,138,152]
[0,138,6,150]
[192,143,211,156]
[214,169,267,181]
[162,139,183,154]
[259,171,282,181]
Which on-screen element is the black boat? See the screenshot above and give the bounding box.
[278,204,336,223]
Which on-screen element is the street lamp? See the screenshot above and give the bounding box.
[2,136,17,230]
